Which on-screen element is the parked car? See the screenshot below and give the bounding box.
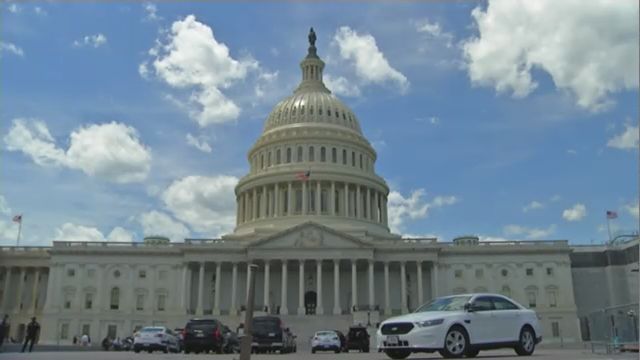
[334,330,348,352]
[222,325,240,354]
[311,330,341,353]
[133,326,180,354]
[346,325,370,352]
[377,293,542,359]
[173,328,184,352]
[251,316,296,354]
[182,318,226,354]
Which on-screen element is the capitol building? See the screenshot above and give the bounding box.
[0,29,636,345]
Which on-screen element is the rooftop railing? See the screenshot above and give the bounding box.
[0,246,50,252]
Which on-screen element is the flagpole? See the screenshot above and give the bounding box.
[17,219,22,247]
[606,217,612,245]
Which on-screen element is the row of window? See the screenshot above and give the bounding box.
[453,267,555,279]
[65,268,168,280]
[268,102,359,131]
[452,285,559,308]
[251,145,373,173]
[63,288,167,312]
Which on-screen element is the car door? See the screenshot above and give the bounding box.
[464,296,496,344]
[490,296,521,342]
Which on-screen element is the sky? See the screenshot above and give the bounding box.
[1,1,638,246]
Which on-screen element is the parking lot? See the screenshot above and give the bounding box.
[0,348,638,360]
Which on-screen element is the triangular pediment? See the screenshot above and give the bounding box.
[247,222,372,249]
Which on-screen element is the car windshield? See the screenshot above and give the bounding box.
[414,295,472,312]
[141,327,163,333]
[315,331,336,337]
[252,319,280,332]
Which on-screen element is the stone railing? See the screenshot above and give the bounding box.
[399,238,438,244]
[184,239,226,245]
[446,240,569,247]
[52,241,179,248]
[0,246,50,252]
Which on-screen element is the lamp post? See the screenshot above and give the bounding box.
[240,263,259,360]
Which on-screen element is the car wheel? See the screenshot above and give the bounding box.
[439,325,469,358]
[312,348,316,354]
[514,326,536,356]
[384,349,411,359]
[465,348,479,358]
[147,350,152,354]
[163,345,169,354]
[134,349,140,354]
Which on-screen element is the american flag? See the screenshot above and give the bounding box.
[12,214,22,223]
[295,170,310,181]
[606,210,618,219]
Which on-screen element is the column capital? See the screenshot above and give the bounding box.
[351,259,358,265]
[263,259,270,265]
[368,259,375,265]
[333,259,341,265]
[316,259,323,265]
[282,259,288,265]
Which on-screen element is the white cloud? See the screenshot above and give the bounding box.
[143,2,161,21]
[73,34,108,48]
[139,210,190,242]
[523,200,544,212]
[550,195,561,202]
[186,133,212,153]
[478,235,511,242]
[333,26,409,93]
[463,0,639,111]
[54,223,134,242]
[324,74,361,97]
[144,15,258,127]
[161,175,239,236]
[387,189,458,233]
[503,224,556,239]
[254,70,279,98]
[607,124,639,150]
[0,42,24,57]
[567,149,578,155]
[624,202,639,219]
[415,19,454,48]
[0,195,11,216]
[7,3,20,13]
[562,203,587,222]
[34,6,46,16]
[4,119,152,183]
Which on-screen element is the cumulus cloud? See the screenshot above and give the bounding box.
[186,133,212,153]
[624,202,639,219]
[143,2,161,21]
[54,223,134,242]
[4,119,152,183]
[503,224,556,239]
[562,203,587,222]
[7,4,20,13]
[0,42,24,57]
[143,15,259,127]
[139,210,190,242]
[254,71,279,98]
[161,175,239,236]
[73,34,107,48]
[607,124,639,150]
[463,0,639,111]
[387,189,458,233]
[324,74,361,97]
[415,19,454,47]
[333,26,409,93]
[523,200,544,213]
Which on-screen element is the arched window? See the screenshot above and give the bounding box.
[297,147,303,162]
[351,152,356,166]
[276,149,281,164]
[110,287,120,310]
[260,154,264,169]
[309,146,315,161]
[320,147,326,162]
[286,148,292,163]
[332,148,337,163]
[359,154,363,169]
[525,286,538,308]
[267,152,272,167]
[342,149,347,165]
[546,286,559,308]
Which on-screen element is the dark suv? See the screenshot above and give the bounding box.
[251,316,296,354]
[346,325,370,353]
[183,318,225,354]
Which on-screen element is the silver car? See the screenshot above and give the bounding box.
[133,326,180,353]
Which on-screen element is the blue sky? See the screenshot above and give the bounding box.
[1,1,638,246]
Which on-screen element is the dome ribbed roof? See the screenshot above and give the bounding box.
[262,29,363,135]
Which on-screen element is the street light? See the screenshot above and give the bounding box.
[240,263,259,360]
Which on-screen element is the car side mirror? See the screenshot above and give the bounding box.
[464,302,475,312]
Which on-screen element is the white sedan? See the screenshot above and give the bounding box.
[311,330,341,353]
[133,326,180,353]
[377,294,542,359]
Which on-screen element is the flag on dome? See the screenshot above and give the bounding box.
[606,210,618,219]
[296,171,310,181]
[12,214,22,223]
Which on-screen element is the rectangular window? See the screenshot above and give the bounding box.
[551,322,560,337]
[309,147,315,161]
[332,148,337,163]
[157,294,166,311]
[526,268,533,276]
[546,267,554,276]
[136,294,144,311]
[85,293,93,309]
[351,152,356,166]
[454,270,463,278]
[320,147,326,162]
[548,291,557,307]
[67,268,75,277]
[61,323,69,340]
[139,270,146,279]
[342,149,347,165]
[276,149,281,164]
[528,292,537,308]
[475,269,483,278]
[297,147,303,162]
[64,299,71,309]
[81,324,90,337]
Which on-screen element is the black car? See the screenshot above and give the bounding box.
[251,316,296,354]
[346,325,370,353]
[183,318,226,354]
[334,330,348,352]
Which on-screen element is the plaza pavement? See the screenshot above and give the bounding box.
[0,348,638,360]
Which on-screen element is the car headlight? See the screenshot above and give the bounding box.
[415,319,444,327]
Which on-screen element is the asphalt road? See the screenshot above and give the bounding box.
[0,348,637,360]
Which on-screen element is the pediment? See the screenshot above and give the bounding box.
[248,222,372,249]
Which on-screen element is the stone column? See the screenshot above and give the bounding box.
[374,191,380,223]
[343,183,349,216]
[365,187,371,220]
[431,262,438,298]
[263,261,270,312]
[368,260,374,309]
[261,185,267,218]
[213,262,222,315]
[287,183,293,216]
[316,181,321,215]
[384,262,391,315]
[230,263,238,315]
[280,260,288,315]
[94,264,105,312]
[244,192,250,222]
[14,267,25,313]
[298,260,305,315]
[181,264,189,313]
[351,260,357,312]
[302,181,308,215]
[274,184,280,218]
[333,260,341,315]
[330,182,336,216]
[31,268,40,313]
[356,185,361,219]
[196,262,205,315]
[316,260,323,315]
[382,195,388,225]
[400,261,408,313]
[252,188,258,220]
[417,261,424,305]
[2,266,11,312]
